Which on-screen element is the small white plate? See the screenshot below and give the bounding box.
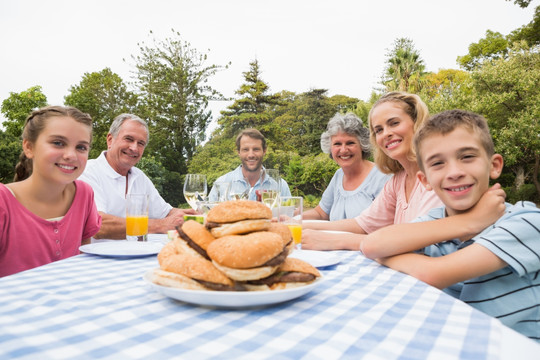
[79,241,163,258]
[143,270,322,308]
[288,249,341,268]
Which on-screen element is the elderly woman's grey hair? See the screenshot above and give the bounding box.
[109,113,149,142]
[320,113,372,160]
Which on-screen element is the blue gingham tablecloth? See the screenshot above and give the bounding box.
[0,250,502,359]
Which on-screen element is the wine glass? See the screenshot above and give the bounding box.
[228,181,250,200]
[213,181,231,202]
[183,174,207,210]
[258,169,281,211]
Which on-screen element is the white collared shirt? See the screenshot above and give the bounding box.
[78,151,172,221]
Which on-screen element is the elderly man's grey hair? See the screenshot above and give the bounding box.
[320,113,371,160]
[109,113,149,142]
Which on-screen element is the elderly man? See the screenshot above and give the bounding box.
[79,113,194,241]
[208,128,291,201]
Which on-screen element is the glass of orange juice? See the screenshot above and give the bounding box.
[278,196,303,249]
[126,194,149,241]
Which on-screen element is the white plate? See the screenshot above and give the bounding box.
[143,270,322,308]
[79,241,163,258]
[289,249,341,268]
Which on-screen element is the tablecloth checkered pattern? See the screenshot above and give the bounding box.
[0,250,502,359]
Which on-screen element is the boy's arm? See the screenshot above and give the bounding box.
[361,184,506,259]
[377,243,507,289]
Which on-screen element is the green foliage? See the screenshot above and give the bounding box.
[504,184,540,204]
[218,59,281,138]
[457,30,509,71]
[298,153,339,196]
[0,130,21,183]
[131,29,230,177]
[505,0,535,8]
[470,44,539,168]
[508,5,540,46]
[136,154,184,207]
[1,86,48,138]
[188,135,239,185]
[64,68,139,158]
[383,38,426,92]
[419,69,474,114]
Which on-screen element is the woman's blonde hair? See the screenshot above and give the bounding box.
[368,92,429,174]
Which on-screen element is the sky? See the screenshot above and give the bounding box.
[0,0,537,135]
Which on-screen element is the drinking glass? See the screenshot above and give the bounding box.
[184,174,207,210]
[126,194,149,242]
[213,181,231,202]
[257,169,281,211]
[279,196,303,248]
[228,181,250,201]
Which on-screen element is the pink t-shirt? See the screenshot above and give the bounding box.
[355,170,442,233]
[0,180,102,277]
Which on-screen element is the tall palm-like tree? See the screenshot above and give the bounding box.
[383,38,426,93]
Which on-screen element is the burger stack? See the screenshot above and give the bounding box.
[152,200,320,291]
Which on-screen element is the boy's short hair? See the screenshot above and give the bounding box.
[414,109,495,171]
[235,128,267,151]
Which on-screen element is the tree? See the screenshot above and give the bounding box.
[470,43,540,198]
[218,59,282,138]
[457,30,510,71]
[382,38,426,92]
[0,130,21,183]
[64,68,139,158]
[508,5,540,47]
[131,29,230,176]
[505,0,535,8]
[419,69,473,114]
[457,6,539,71]
[1,86,47,138]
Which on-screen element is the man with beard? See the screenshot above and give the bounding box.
[79,114,195,242]
[208,128,291,201]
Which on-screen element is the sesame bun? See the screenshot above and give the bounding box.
[268,222,293,250]
[181,220,215,250]
[152,268,209,291]
[206,200,272,223]
[207,232,284,269]
[278,257,320,277]
[157,241,233,288]
[209,219,271,238]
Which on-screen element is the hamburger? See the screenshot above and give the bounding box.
[205,200,272,238]
[154,240,244,291]
[207,231,288,281]
[246,257,321,290]
[268,222,295,253]
[175,220,216,260]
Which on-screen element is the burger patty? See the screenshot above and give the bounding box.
[197,280,247,291]
[205,222,221,230]
[248,271,316,286]
[262,247,288,267]
[177,227,210,260]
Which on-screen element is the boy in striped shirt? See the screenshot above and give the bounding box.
[361,109,540,342]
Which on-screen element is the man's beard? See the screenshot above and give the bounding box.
[242,160,262,173]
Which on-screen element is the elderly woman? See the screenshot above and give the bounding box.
[303,113,391,221]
